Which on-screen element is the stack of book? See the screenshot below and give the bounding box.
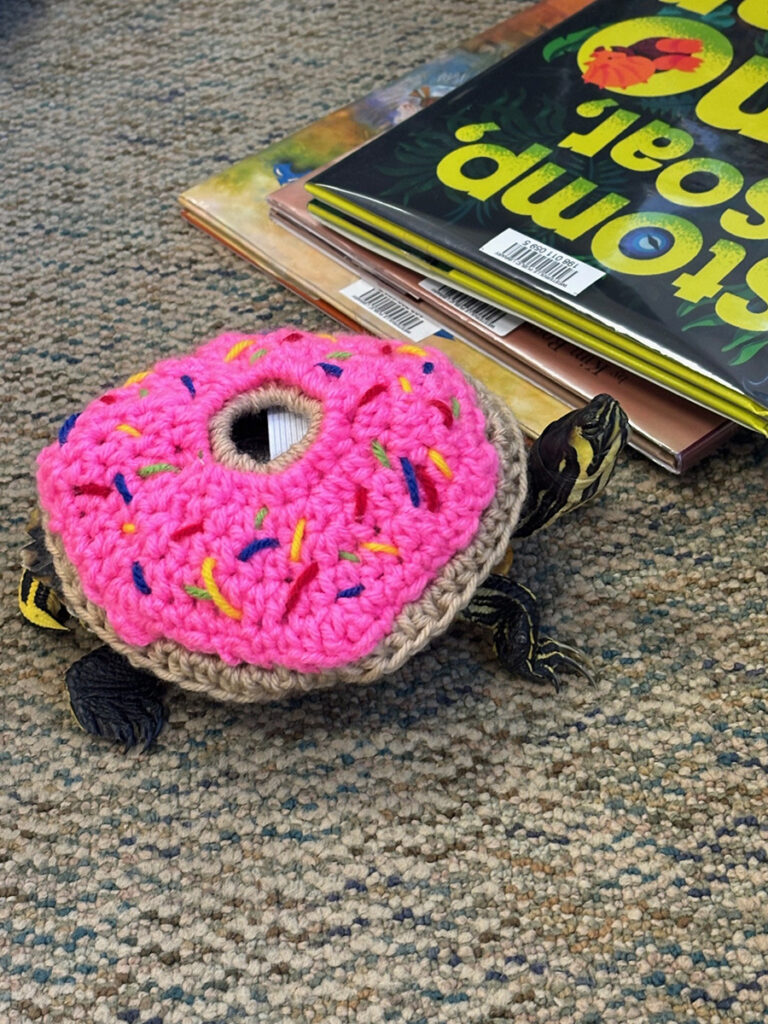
[180,0,768,473]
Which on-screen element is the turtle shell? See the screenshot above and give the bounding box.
[36,330,528,702]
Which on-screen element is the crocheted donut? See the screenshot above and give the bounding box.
[37,328,528,701]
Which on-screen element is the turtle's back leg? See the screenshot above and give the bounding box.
[463,573,594,689]
[66,646,168,751]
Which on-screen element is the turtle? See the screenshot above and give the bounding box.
[19,328,628,751]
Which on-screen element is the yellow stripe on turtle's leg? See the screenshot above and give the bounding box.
[18,569,69,630]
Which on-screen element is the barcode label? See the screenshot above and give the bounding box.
[341,279,439,342]
[480,228,604,296]
[419,278,521,337]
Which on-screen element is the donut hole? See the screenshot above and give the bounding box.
[210,386,323,473]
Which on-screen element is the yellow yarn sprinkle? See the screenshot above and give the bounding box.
[398,376,412,393]
[428,448,453,479]
[124,371,149,386]
[116,424,141,437]
[361,542,399,556]
[396,345,427,357]
[122,523,136,534]
[290,518,306,562]
[201,558,242,620]
[224,339,256,362]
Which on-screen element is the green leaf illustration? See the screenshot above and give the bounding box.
[542,27,600,63]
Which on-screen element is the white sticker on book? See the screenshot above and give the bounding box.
[341,279,440,342]
[419,278,522,337]
[480,228,604,297]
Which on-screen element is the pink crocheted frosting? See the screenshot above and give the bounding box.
[37,329,501,674]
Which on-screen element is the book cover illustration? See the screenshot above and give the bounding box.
[307,0,768,432]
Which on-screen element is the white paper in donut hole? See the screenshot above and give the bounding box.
[209,386,324,472]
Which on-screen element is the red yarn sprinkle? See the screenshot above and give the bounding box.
[99,395,118,405]
[170,521,204,542]
[414,465,440,512]
[354,485,368,521]
[358,383,387,408]
[430,400,453,429]
[284,561,319,617]
[75,483,112,498]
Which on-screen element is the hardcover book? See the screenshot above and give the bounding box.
[306,0,768,434]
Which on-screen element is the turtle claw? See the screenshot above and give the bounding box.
[65,646,168,751]
[463,574,592,692]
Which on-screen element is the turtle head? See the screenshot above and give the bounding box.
[514,394,628,538]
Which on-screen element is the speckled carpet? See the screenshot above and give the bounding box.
[3,1,768,1022]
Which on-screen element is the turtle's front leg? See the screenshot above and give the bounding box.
[66,646,168,751]
[462,573,595,690]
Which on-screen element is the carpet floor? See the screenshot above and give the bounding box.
[3,1,768,1021]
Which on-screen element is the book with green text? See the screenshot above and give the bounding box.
[306,0,768,434]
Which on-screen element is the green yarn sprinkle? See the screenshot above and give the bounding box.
[185,585,212,600]
[326,350,353,360]
[249,347,268,362]
[137,463,181,477]
[254,506,269,528]
[339,551,361,563]
[451,397,461,419]
[371,440,390,468]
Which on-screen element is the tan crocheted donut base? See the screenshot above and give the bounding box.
[45,377,527,703]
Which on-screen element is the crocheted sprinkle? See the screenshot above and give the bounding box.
[132,562,152,595]
[326,350,352,360]
[122,523,137,534]
[316,362,343,378]
[224,339,255,362]
[75,483,112,498]
[430,400,453,428]
[284,561,319,617]
[371,440,390,468]
[117,424,141,437]
[337,584,365,599]
[400,457,420,508]
[185,585,212,601]
[290,519,307,562]
[354,485,368,521]
[361,542,399,557]
[254,506,269,528]
[58,414,79,445]
[201,558,242,621]
[249,347,268,362]
[125,371,150,386]
[180,375,196,397]
[113,473,133,504]
[339,551,360,563]
[399,376,412,393]
[358,383,387,408]
[237,537,280,562]
[415,465,440,513]
[451,397,461,419]
[428,448,453,479]
[137,463,180,477]
[423,362,434,374]
[170,522,204,543]
[397,345,427,357]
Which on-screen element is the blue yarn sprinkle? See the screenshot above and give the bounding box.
[337,584,365,599]
[400,457,420,507]
[132,562,152,595]
[114,473,133,504]
[180,375,196,397]
[237,537,280,561]
[422,362,434,374]
[58,414,79,445]
[316,362,343,378]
